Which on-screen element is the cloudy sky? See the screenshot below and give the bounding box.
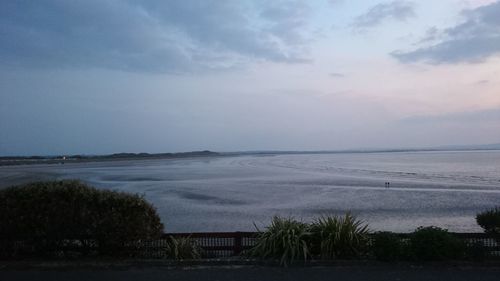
[1,0,500,155]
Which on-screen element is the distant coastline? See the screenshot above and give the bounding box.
[1,143,500,166]
[230,143,500,156]
[0,150,220,166]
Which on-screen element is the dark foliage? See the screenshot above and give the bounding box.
[0,180,163,258]
[371,231,407,261]
[464,241,489,261]
[408,226,465,261]
[163,236,202,260]
[248,216,311,266]
[476,207,500,235]
[309,214,370,259]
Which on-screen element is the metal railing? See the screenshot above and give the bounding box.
[165,232,258,257]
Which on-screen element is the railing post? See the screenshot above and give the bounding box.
[234,232,242,256]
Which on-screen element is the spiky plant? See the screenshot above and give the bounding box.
[164,236,202,260]
[310,213,370,259]
[248,216,311,266]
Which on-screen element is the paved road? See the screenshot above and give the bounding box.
[2,265,500,281]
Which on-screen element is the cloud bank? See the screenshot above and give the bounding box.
[0,0,312,73]
[393,1,500,63]
[352,1,415,29]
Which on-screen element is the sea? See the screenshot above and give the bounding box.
[1,150,500,233]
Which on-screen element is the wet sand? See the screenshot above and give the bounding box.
[1,151,499,233]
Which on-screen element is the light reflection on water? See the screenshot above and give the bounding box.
[1,150,500,233]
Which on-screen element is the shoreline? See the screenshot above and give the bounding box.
[0,151,221,167]
[3,148,500,167]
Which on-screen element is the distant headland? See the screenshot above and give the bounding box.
[1,143,499,166]
[0,150,219,166]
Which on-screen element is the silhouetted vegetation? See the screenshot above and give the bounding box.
[309,214,370,259]
[249,216,311,266]
[372,228,486,262]
[249,214,370,265]
[371,231,407,261]
[248,217,484,265]
[407,226,465,261]
[0,180,163,258]
[163,236,202,260]
[465,241,489,261]
[476,207,500,235]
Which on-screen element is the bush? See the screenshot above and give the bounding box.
[248,216,310,266]
[408,226,465,261]
[476,207,500,235]
[371,232,407,261]
[309,213,370,259]
[465,241,489,262]
[164,236,202,260]
[0,180,164,257]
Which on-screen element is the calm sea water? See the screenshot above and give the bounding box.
[1,150,500,233]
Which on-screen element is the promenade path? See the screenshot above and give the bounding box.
[2,264,500,281]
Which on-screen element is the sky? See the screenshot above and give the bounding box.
[1,0,500,155]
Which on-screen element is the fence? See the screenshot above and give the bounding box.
[1,232,499,259]
[165,232,258,258]
[161,232,500,258]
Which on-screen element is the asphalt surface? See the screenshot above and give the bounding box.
[2,265,500,281]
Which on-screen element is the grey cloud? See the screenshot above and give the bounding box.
[328,0,344,6]
[260,1,312,47]
[416,27,441,44]
[0,0,312,73]
[353,1,415,29]
[393,1,500,64]
[329,72,345,77]
[475,79,490,85]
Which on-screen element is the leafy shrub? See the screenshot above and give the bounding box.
[476,207,500,235]
[371,231,407,261]
[310,213,370,259]
[465,241,489,262]
[248,216,310,266]
[164,236,202,260]
[0,180,164,257]
[408,226,465,261]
